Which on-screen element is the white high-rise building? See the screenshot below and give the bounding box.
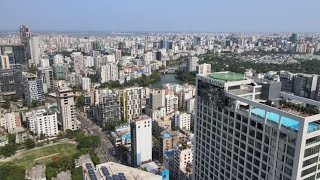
[165,94,178,114]
[174,111,191,131]
[24,109,58,137]
[131,115,152,166]
[196,63,211,74]
[28,36,40,67]
[85,56,94,67]
[56,87,80,131]
[53,54,64,64]
[82,77,91,92]
[174,143,193,180]
[100,63,119,83]
[114,49,122,62]
[186,98,195,113]
[194,71,320,180]
[39,59,50,68]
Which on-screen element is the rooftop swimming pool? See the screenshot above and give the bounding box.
[251,108,320,133]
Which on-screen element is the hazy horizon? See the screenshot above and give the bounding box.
[1,0,320,32]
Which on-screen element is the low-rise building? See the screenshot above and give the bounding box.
[24,108,58,137]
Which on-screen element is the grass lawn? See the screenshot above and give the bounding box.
[12,143,77,169]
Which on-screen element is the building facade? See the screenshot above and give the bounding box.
[56,87,80,131]
[193,71,320,180]
[131,115,152,166]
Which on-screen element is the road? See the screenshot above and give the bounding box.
[76,112,117,163]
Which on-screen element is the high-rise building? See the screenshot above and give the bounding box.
[0,64,23,98]
[196,63,211,75]
[292,73,318,100]
[131,115,152,166]
[121,87,144,122]
[52,63,69,80]
[28,36,40,67]
[22,72,44,103]
[56,87,80,131]
[290,33,298,43]
[24,109,58,137]
[37,67,54,93]
[100,63,119,83]
[0,55,10,70]
[19,25,32,46]
[165,94,178,114]
[114,49,122,62]
[173,143,193,180]
[279,71,294,92]
[149,89,165,110]
[193,36,201,46]
[186,57,199,72]
[95,93,121,128]
[4,112,22,133]
[0,45,27,65]
[194,71,320,180]
[82,77,91,92]
[174,111,191,131]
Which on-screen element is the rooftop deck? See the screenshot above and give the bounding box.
[208,72,245,82]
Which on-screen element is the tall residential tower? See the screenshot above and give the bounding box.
[193,71,320,180]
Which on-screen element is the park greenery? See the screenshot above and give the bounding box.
[176,53,320,85]
[0,130,100,180]
[100,71,161,89]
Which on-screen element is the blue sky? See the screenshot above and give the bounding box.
[1,0,319,32]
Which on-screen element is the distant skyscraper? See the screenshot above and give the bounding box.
[19,25,32,46]
[82,77,91,92]
[193,36,201,46]
[149,89,165,110]
[131,115,152,166]
[100,63,119,83]
[28,36,40,67]
[290,33,298,43]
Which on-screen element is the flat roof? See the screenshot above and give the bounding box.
[208,72,245,82]
[162,133,171,139]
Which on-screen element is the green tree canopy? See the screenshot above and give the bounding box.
[24,138,36,149]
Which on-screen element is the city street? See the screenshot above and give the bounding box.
[76,112,117,163]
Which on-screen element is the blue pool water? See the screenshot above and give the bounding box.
[251,108,320,132]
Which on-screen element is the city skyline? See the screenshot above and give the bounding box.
[1,0,320,32]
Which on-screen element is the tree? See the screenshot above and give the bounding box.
[77,136,101,150]
[7,134,16,144]
[1,99,10,109]
[71,167,83,180]
[30,100,39,108]
[0,144,16,157]
[57,132,65,139]
[0,163,25,180]
[39,133,46,140]
[24,138,36,149]
[75,95,84,109]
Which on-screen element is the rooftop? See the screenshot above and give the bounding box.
[208,72,245,82]
[134,115,151,121]
[96,162,161,180]
[162,133,171,139]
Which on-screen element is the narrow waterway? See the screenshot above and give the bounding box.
[149,74,183,88]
